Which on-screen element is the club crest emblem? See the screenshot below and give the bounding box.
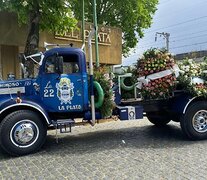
[56,78,74,104]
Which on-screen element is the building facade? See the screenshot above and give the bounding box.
[175,50,207,62]
[0,11,122,80]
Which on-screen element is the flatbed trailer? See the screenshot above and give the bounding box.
[119,90,207,140]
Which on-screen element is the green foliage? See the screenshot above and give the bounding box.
[0,0,77,34]
[121,88,134,99]
[70,0,159,56]
[1,0,158,56]
[94,66,115,118]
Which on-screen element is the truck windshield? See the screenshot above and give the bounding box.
[45,57,55,73]
[44,54,80,74]
[62,54,80,74]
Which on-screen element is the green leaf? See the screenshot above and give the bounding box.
[70,0,158,56]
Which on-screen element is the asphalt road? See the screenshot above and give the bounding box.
[0,118,207,179]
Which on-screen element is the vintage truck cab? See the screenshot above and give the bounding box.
[0,47,96,156]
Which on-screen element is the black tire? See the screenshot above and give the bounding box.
[147,112,171,126]
[0,110,47,156]
[180,101,207,140]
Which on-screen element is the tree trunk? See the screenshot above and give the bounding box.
[24,5,40,78]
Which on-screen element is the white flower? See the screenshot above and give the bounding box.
[188,59,193,64]
[104,73,110,80]
[185,65,190,72]
[197,91,202,95]
[111,93,115,101]
[22,1,28,7]
[110,72,115,79]
[109,80,114,88]
[180,65,184,70]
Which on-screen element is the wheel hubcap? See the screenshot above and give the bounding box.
[192,110,207,133]
[14,123,35,144]
[10,120,39,148]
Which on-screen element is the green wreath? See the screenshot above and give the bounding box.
[93,81,104,108]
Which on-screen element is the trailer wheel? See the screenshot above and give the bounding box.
[180,101,207,140]
[0,110,47,156]
[147,113,171,126]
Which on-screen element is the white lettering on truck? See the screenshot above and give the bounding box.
[58,105,81,111]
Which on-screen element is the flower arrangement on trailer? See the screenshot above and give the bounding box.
[134,48,207,100]
[134,48,178,100]
[177,59,207,97]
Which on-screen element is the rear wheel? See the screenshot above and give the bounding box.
[180,101,207,140]
[147,112,171,126]
[0,110,47,156]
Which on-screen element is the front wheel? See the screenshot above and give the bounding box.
[147,112,171,126]
[180,101,207,140]
[0,110,47,156]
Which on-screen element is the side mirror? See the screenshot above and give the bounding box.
[55,56,63,74]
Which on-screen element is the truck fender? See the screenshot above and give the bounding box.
[183,97,198,114]
[0,100,51,125]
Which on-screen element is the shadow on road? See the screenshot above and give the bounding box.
[41,123,200,156]
[0,123,204,158]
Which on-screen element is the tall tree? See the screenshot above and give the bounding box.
[70,0,158,56]
[0,0,76,56]
[0,0,76,76]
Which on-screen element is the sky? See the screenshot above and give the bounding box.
[122,0,207,65]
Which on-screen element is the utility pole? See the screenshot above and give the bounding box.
[81,0,85,52]
[92,0,100,67]
[155,32,170,52]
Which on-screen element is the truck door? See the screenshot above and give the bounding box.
[40,53,85,113]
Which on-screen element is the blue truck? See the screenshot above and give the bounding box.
[0,45,207,156]
[0,47,97,156]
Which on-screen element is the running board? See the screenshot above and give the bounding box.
[52,119,74,133]
[52,119,74,143]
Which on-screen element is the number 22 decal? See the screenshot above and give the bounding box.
[44,89,54,97]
